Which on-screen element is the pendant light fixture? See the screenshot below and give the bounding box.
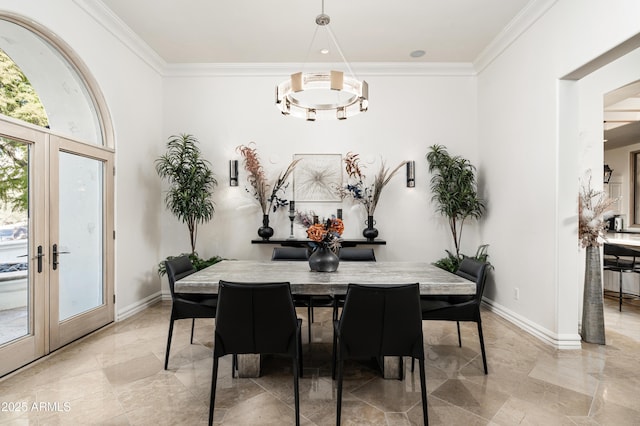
[275,0,368,121]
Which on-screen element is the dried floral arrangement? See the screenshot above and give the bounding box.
[579,172,616,248]
[337,152,407,215]
[295,211,344,252]
[237,143,301,215]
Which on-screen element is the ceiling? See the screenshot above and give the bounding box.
[98,0,640,147]
[99,0,531,64]
[604,81,640,150]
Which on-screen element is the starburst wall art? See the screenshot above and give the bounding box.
[293,154,342,202]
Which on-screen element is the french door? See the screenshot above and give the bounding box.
[0,119,114,376]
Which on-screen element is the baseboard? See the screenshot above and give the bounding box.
[482,298,582,350]
[116,292,163,321]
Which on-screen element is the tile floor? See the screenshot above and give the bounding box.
[0,297,639,425]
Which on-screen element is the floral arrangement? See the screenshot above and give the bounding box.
[295,211,344,252]
[579,172,616,248]
[237,143,301,215]
[337,152,407,215]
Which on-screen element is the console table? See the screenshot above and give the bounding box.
[251,238,386,248]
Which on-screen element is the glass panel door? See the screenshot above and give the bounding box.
[57,152,104,320]
[0,122,46,377]
[49,135,113,350]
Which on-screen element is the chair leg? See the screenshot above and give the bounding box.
[292,356,301,426]
[298,324,304,378]
[307,303,312,344]
[456,321,462,347]
[477,320,488,375]
[418,358,429,426]
[619,272,623,312]
[164,318,175,370]
[208,355,219,426]
[232,354,237,378]
[332,328,338,380]
[336,359,344,426]
[190,318,196,344]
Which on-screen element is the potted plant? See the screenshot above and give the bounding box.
[426,144,486,272]
[155,134,222,274]
[236,142,300,240]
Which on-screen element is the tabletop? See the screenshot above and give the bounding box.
[175,260,476,296]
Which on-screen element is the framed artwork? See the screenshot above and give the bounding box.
[293,154,342,202]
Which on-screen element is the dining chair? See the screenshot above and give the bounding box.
[338,247,376,261]
[333,248,377,321]
[271,247,333,343]
[164,255,218,370]
[332,283,428,425]
[603,243,640,311]
[413,257,490,375]
[209,280,303,426]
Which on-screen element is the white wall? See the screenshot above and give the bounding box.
[6,0,640,348]
[0,0,165,316]
[160,71,480,276]
[478,0,640,347]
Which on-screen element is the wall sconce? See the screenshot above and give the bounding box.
[604,164,613,184]
[406,161,415,187]
[229,160,239,186]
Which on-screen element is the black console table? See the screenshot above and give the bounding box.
[251,239,386,248]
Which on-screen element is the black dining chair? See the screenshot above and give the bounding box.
[338,247,376,261]
[332,283,428,426]
[603,243,640,311]
[271,247,333,343]
[333,248,377,321]
[164,255,218,370]
[413,257,490,375]
[209,280,302,426]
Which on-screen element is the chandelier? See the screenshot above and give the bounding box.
[275,1,368,121]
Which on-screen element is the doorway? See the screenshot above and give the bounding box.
[0,119,114,376]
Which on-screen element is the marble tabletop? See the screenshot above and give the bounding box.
[175,260,475,296]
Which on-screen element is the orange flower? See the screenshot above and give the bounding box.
[328,218,344,235]
[306,224,326,242]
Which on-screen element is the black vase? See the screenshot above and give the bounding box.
[362,215,378,241]
[308,246,340,272]
[257,214,274,240]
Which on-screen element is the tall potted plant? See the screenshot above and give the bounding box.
[426,144,486,272]
[155,134,221,273]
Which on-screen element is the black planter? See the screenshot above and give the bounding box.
[362,215,378,241]
[257,214,274,240]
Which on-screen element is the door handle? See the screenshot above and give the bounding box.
[36,245,43,273]
[52,243,71,270]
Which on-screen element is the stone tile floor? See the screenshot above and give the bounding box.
[0,297,639,425]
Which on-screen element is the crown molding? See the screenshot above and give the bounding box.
[473,0,558,73]
[73,0,166,74]
[162,62,477,78]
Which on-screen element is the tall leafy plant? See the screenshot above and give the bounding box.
[427,144,485,270]
[155,134,217,255]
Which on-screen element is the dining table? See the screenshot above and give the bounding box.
[175,259,476,378]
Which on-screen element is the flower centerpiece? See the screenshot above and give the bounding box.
[295,211,344,272]
[237,142,301,240]
[338,152,407,240]
[578,171,616,344]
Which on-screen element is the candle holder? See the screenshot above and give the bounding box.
[288,201,296,239]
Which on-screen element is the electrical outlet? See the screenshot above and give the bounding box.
[514,288,520,300]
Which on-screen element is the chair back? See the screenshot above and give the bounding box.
[165,255,196,297]
[338,248,376,261]
[455,258,489,302]
[271,247,309,261]
[604,243,640,260]
[215,281,298,358]
[338,283,423,359]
